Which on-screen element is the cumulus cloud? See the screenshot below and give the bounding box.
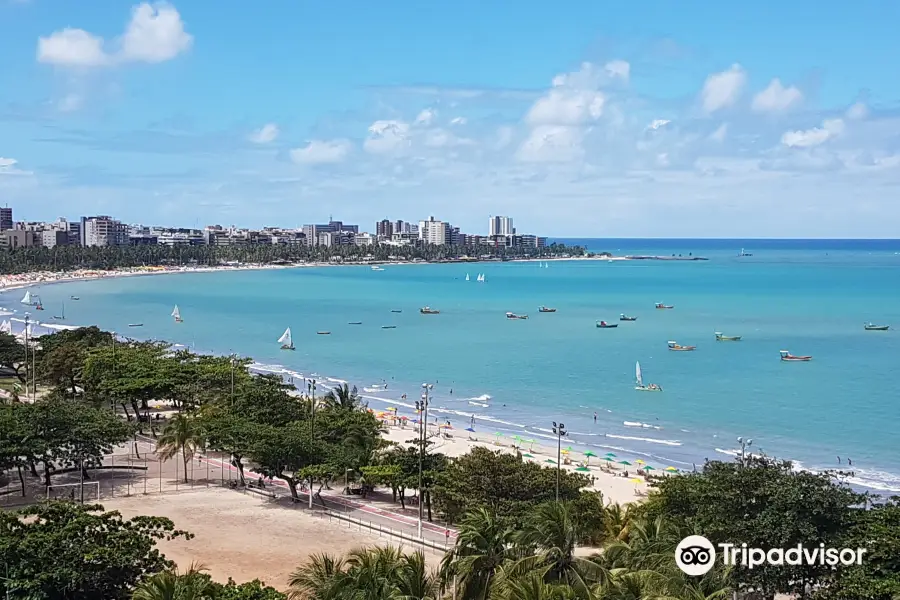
[752,78,803,112]
[646,119,670,131]
[249,123,280,144]
[449,116,467,126]
[415,109,436,125]
[516,125,584,163]
[0,157,32,176]
[781,118,844,148]
[290,139,352,164]
[364,120,411,154]
[700,64,747,113]
[604,60,630,81]
[37,2,192,67]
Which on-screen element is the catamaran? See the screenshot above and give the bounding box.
[278,327,295,350]
[635,361,661,392]
[171,305,183,323]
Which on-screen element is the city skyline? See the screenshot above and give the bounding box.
[1,2,900,237]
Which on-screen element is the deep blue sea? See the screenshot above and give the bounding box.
[5,238,900,494]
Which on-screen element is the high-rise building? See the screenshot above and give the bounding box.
[419,216,452,245]
[489,215,514,237]
[303,220,359,245]
[0,207,12,231]
[376,219,394,238]
[80,216,129,247]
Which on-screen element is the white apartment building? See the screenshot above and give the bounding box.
[489,215,515,237]
[80,216,129,247]
[418,216,451,245]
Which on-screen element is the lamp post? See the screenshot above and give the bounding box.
[306,378,317,509]
[416,383,433,539]
[23,313,30,401]
[737,436,753,467]
[552,421,567,501]
[230,353,236,407]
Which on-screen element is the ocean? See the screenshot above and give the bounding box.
[4,238,900,494]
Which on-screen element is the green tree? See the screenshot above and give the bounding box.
[157,413,205,483]
[0,331,26,383]
[248,423,321,502]
[131,564,217,600]
[35,326,115,398]
[0,501,192,599]
[440,508,518,600]
[322,383,362,412]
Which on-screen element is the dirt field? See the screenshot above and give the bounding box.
[102,487,443,591]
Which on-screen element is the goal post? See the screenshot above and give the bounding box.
[46,481,101,503]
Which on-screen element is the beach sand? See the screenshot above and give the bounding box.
[379,423,651,506]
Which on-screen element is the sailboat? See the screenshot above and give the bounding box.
[278,327,295,350]
[52,302,65,320]
[171,305,183,323]
[20,290,33,305]
[477,273,485,282]
[0,320,10,334]
[465,273,470,281]
[635,361,662,392]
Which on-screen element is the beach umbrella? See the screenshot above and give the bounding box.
[642,465,655,471]
[400,416,409,420]
[575,466,590,472]
[619,460,632,466]
[565,446,573,452]
[605,452,617,458]
[583,450,597,465]
[635,459,645,465]
[561,449,570,455]
[526,439,536,451]
[665,466,678,472]
[629,478,643,484]
[386,406,398,412]
[523,453,534,458]
[465,427,475,432]
[546,458,556,464]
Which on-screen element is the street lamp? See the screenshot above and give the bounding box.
[229,353,237,407]
[23,313,31,401]
[416,382,433,539]
[737,436,753,467]
[552,421,567,501]
[306,378,317,509]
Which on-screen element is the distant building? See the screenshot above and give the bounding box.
[389,232,419,246]
[303,220,359,246]
[376,219,394,238]
[518,235,547,248]
[0,207,12,231]
[450,227,464,246]
[41,230,70,248]
[318,231,355,247]
[80,216,129,247]
[355,232,377,246]
[489,216,515,237]
[0,229,34,249]
[418,216,452,246]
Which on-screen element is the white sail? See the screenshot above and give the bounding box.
[635,361,643,387]
[465,273,470,281]
[171,305,181,319]
[0,320,10,333]
[278,327,293,346]
[21,290,31,305]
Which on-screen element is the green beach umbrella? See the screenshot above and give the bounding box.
[583,450,596,465]
[619,460,632,466]
[605,452,617,458]
[642,465,655,471]
[565,446,573,453]
[523,453,534,458]
[575,466,590,472]
[546,458,556,464]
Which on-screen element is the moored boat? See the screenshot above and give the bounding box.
[655,302,674,309]
[864,323,890,331]
[348,321,363,325]
[128,323,143,327]
[780,350,811,361]
[391,309,402,313]
[667,341,696,351]
[715,332,742,341]
[278,327,295,350]
[620,314,637,321]
[538,306,557,313]
[317,331,331,335]
[171,305,183,323]
[596,320,618,328]
[505,312,528,320]
[634,361,662,392]
[420,306,440,314]
[381,325,397,329]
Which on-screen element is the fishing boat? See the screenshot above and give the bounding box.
[739,248,753,257]
[70,296,80,300]
[381,325,397,329]
[278,327,295,350]
[620,314,637,321]
[171,305,183,323]
[34,297,44,311]
[128,323,143,327]
[635,361,662,392]
[317,331,331,335]
[505,312,528,320]
[465,273,470,281]
[667,341,696,351]
[596,321,618,328]
[348,321,363,325]
[371,266,384,271]
[655,302,674,309]
[20,290,33,305]
[715,332,742,341]
[864,323,890,331]
[420,306,440,314]
[538,306,557,313]
[780,350,812,362]
[391,309,402,313]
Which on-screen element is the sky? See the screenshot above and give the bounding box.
[1,1,899,238]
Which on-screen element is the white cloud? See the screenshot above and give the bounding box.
[415,109,436,125]
[449,117,467,126]
[752,78,803,112]
[290,139,352,164]
[781,118,845,148]
[37,28,109,67]
[36,2,192,68]
[0,157,32,176]
[604,60,631,81]
[647,119,670,131]
[846,102,868,120]
[516,125,584,163]
[249,123,280,144]
[364,120,411,154]
[700,64,747,113]
[709,123,728,142]
[0,158,17,168]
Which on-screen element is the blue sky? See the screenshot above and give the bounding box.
[1,1,899,237]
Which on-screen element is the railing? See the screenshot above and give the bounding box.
[310,508,450,553]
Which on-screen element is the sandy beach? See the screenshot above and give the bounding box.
[378,420,655,506]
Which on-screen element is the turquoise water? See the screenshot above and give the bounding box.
[5,239,900,493]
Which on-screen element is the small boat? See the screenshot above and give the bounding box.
[317,331,331,335]
[420,307,440,314]
[620,314,637,321]
[715,332,742,341]
[35,301,44,311]
[128,323,143,327]
[505,312,528,320]
[739,248,753,257]
[391,309,402,313]
[864,323,890,331]
[655,303,674,309]
[465,273,470,281]
[538,306,557,313]
[477,274,485,282]
[371,265,384,271]
[20,290,33,305]
[52,303,65,320]
[278,327,295,350]
[667,341,696,351]
[348,321,363,325]
[171,305,183,323]
[780,350,811,362]
[381,325,397,329]
[70,296,80,300]
[635,361,662,392]
[596,321,618,328]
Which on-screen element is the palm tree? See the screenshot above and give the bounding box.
[156,413,204,483]
[323,383,362,411]
[394,550,440,600]
[441,508,517,600]
[288,553,347,600]
[132,563,217,600]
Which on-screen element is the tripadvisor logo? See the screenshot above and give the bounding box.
[675,535,867,575]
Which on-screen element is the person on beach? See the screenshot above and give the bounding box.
[848,458,852,466]
[593,412,597,423]
[838,456,841,464]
